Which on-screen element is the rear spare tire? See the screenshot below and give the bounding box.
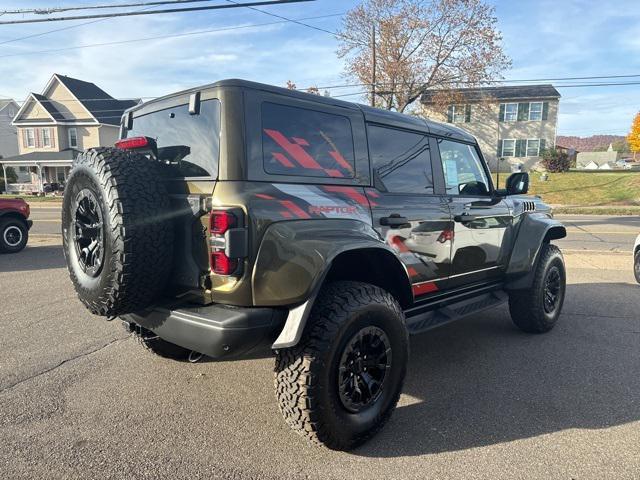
[62,148,174,317]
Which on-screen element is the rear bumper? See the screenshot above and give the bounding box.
[123,302,286,359]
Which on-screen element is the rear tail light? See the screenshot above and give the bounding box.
[211,251,238,276]
[437,229,454,243]
[208,209,246,276]
[209,210,236,235]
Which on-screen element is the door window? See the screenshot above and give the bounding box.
[367,125,434,194]
[437,139,490,196]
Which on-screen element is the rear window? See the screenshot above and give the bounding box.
[261,102,355,178]
[126,99,220,178]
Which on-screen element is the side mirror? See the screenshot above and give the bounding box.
[505,172,529,195]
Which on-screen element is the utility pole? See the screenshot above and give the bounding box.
[371,24,376,108]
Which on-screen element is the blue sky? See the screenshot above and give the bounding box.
[0,0,639,137]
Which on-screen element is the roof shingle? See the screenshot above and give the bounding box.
[421,84,561,104]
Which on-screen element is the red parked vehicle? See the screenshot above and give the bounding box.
[0,198,32,253]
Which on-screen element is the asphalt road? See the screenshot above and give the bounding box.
[1,209,639,479]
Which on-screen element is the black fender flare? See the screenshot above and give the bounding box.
[251,219,412,349]
[505,213,566,290]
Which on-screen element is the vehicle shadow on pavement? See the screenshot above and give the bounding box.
[0,245,66,272]
[356,282,640,457]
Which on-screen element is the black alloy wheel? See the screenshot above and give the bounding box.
[72,189,104,278]
[338,326,392,413]
[543,266,562,314]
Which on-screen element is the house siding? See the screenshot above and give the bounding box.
[0,102,19,158]
[422,98,559,172]
[45,80,92,121]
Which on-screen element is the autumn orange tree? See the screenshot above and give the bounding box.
[337,0,510,112]
[627,112,640,160]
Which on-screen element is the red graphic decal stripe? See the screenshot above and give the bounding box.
[264,129,323,170]
[279,200,312,219]
[412,281,439,296]
[272,152,295,168]
[388,235,410,253]
[292,137,309,146]
[328,150,354,173]
[323,186,370,207]
[324,168,345,178]
[280,210,293,219]
[407,266,418,277]
[255,193,276,200]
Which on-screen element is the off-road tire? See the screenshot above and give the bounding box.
[62,148,174,317]
[274,281,408,451]
[508,243,566,333]
[124,322,191,361]
[634,250,640,284]
[0,217,28,253]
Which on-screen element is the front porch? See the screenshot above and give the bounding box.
[1,149,79,194]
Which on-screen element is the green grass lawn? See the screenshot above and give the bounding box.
[493,171,640,213]
[0,194,62,202]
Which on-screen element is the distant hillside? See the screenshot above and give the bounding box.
[556,135,628,152]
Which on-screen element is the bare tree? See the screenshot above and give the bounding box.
[337,0,510,112]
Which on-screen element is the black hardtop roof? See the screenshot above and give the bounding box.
[127,78,475,143]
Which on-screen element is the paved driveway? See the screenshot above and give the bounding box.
[0,214,638,479]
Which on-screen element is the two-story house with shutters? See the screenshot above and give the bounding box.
[0,99,20,159]
[420,84,561,172]
[1,74,138,194]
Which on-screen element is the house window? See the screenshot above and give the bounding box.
[501,139,516,157]
[447,104,470,123]
[42,128,51,147]
[529,102,543,121]
[68,128,78,148]
[26,128,35,147]
[526,139,540,156]
[503,103,518,122]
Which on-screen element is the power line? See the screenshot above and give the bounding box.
[0,0,226,15]
[0,0,313,25]
[0,3,160,47]
[0,13,344,60]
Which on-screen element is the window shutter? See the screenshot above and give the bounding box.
[517,103,529,121]
[498,139,502,157]
[464,104,471,123]
[499,103,505,122]
[542,102,549,121]
[35,128,41,148]
[516,140,526,157]
[539,139,546,154]
[50,128,56,148]
[22,129,27,148]
[447,105,454,123]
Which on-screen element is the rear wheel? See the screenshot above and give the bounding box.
[0,218,28,253]
[274,281,408,450]
[634,250,640,284]
[509,243,566,333]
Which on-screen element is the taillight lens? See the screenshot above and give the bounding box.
[115,136,149,149]
[209,210,236,235]
[211,251,238,275]
[437,229,454,243]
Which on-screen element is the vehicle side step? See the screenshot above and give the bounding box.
[405,290,508,335]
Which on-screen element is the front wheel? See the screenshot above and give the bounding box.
[508,243,566,333]
[634,250,640,284]
[274,281,408,451]
[0,218,28,253]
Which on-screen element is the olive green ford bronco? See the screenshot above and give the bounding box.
[62,79,567,451]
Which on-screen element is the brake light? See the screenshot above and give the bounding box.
[209,210,236,235]
[211,251,238,275]
[115,136,149,150]
[437,229,454,243]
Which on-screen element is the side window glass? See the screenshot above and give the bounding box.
[261,102,355,178]
[368,125,434,194]
[437,139,490,196]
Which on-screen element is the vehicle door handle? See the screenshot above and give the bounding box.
[380,214,410,228]
[454,213,479,223]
